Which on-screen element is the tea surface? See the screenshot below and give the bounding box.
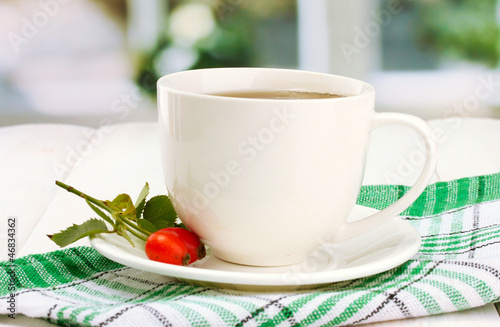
[210,90,347,100]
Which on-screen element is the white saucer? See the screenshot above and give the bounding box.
[90,206,421,291]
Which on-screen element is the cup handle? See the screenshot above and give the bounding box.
[332,112,439,242]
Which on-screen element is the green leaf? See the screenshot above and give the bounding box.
[142,195,177,230]
[109,194,136,216]
[135,201,146,220]
[175,221,188,229]
[137,219,158,233]
[135,183,149,207]
[116,224,135,247]
[85,199,115,227]
[48,218,109,247]
[135,183,149,219]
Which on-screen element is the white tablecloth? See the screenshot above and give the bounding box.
[1,119,499,326]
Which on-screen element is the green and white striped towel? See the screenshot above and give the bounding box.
[1,173,500,326]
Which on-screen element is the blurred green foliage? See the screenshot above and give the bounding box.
[416,0,500,67]
[135,3,253,97]
[135,0,296,98]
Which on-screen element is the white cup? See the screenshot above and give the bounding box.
[157,68,438,267]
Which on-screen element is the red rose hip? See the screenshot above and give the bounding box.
[166,227,206,264]
[145,230,190,265]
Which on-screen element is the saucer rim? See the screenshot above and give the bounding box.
[89,208,421,289]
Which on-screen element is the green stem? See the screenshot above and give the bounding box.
[55,181,114,214]
[127,228,148,242]
[116,214,151,237]
[55,180,153,244]
[85,199,116,228]
[114,215,148,241]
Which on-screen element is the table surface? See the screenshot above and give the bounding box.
[0,118,499,326]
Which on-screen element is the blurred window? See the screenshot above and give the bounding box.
[298,0,500,119]
[0,0,134,125]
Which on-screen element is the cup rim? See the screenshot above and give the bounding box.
[157,67,375,103]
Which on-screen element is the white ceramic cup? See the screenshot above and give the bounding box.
[157,68,438,267]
